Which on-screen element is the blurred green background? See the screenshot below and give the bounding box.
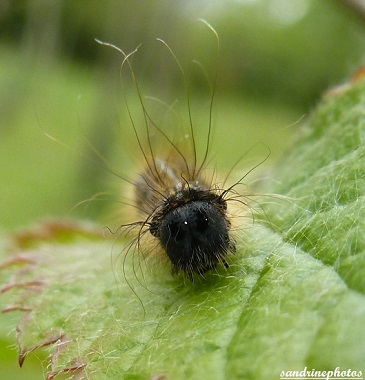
[1,0,365,378]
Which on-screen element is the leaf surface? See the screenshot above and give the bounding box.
[1,80,365,379]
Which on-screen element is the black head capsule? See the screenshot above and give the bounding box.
[149,188,235,279]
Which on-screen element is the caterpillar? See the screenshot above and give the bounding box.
[95,22,266,282]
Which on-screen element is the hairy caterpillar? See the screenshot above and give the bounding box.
[95,22,267,282]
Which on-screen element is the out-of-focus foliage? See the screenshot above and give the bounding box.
[1,0,365,109]
[1,0,364,230]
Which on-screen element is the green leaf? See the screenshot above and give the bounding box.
[1,80,365,380]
